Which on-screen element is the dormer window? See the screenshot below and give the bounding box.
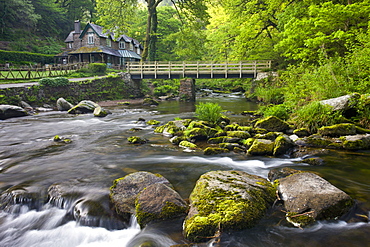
[119,41,125,49]
[68,43,73,49]
[137,47,141,55]
[88,32,94,44]
[129,42,134,51]
[106,38,112,47]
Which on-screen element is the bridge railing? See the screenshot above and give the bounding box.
[126,60,272,79]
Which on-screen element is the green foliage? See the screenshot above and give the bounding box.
[291,101,342,133]
[0,50,54,64]
[259,104,291,121]
[39,77,69,87]
[195,102,224,124]
[88,63,107,74]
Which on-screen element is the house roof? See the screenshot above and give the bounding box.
[118,50,142,60]
[69,46,122,57]
[65,31,75,43]
[80,23,114,40]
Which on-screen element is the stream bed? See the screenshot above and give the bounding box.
[0,93,369,247]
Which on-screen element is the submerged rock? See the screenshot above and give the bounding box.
[127,136,148,144]
[0,104,29,120]
[93,106,110,117]
[183,170,275,242]
[277,172,354,227]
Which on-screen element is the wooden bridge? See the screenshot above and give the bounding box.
[126,61,272,79]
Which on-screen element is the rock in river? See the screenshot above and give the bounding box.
[277,172,354,227]
[183,170,275,242]
[0,104,28,120]
[110,171,187,227]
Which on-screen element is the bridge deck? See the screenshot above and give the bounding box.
[126,61,271,79]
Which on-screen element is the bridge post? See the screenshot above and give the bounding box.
[179,78,196,102]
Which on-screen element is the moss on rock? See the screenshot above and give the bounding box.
[318,123,357,137]
[203,147,229,155]
[247,139,274,156]
[226,131,251,139]
[254,116,290,132]
[184,170,275,242]
[179,141,198,149]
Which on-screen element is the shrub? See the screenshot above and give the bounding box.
[88,63,107,74]
[259,104,291,120]
[291,101,342,133]
[195,102,224,124]
[39,77,69,87]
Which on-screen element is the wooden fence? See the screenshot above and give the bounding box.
[126,60,272,79]
[0,63,88,80]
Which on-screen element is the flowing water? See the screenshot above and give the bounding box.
[0,92,369,247]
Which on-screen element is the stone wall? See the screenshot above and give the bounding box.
[0,73,143,107]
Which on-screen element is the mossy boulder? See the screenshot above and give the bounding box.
[155,121,183,136]
[226,130,251,139]
[143,98,159,106]
[247,139,274,156]
[146,119,161,125]
[268,167,302,181]
[184,128,208,140]
[219,143,246,152]
[93,106,110,117]
[0,104,29,120]
[341,134,370,150]
[295,135,343,149]
[179,140,198,149]
[254,116,290,132]
[240,138,255,149]
[293,128,310,137]
[183,170,275,242]
[318,123,357,137]
[254,132,278,141]
[273,134,296,156]
[277,172,354,228]
[127,136,147,144]
[203,147,229,155]
[68,100,99,114]
[301,157,325,166]
[135,183,187,227]
[110,172,173,219]
[208,136,240,144]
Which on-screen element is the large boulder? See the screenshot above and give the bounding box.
[110,171,186,227]
[317,123,357,137]
[320,93,360,111]
[247,139,275,156]
[277,172,354,227]
[183,170,275,242]
[273,134,296,156]
[68,100,99,114]
[254,116,290,132]
[135,183,187,227]
[56,98,74,111]
[0,105,28,120]
[341,134,370,150]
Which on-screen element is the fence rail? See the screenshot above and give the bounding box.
[126,61,272,79]
[0,63,88,80]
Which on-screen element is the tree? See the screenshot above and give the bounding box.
[96,0,209,61]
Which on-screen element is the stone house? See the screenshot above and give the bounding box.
[55,21,142,66]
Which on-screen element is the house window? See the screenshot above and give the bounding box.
[119,41,125,49]
[106,38,111,47]
[88,32,94,44]
[136,47,141,55]
[129,42,133,51]
[68,43,72,49]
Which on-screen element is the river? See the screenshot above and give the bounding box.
[0,92,369,247]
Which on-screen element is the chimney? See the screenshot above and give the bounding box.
[74,20,81,33]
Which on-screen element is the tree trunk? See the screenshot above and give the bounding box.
[142,0,161,61]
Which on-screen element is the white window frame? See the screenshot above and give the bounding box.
[119,41,125,49]
[129,42,134,51]
[88,32,94,44]
[106,38,112,47]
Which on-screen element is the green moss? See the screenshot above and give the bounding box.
[224,124,240,131]
[184,172,275,242]
[127,136,147,144]
[247,139,274,156]
[203,147,229,155]
[226,131,251,139]
[318,123,356,137]
[179,141,197,149]
[342,139,366,150]
[146,119,161,125]
[286,212,315,227]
